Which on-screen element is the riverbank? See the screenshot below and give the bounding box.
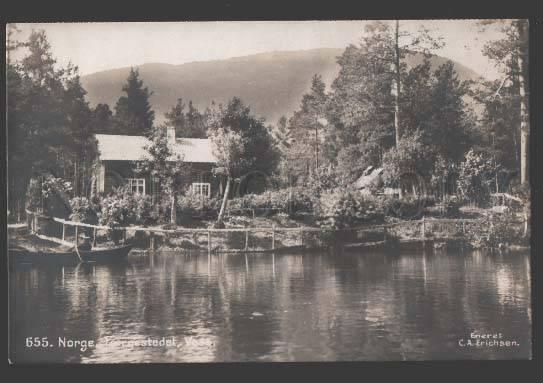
[18,210,530,256]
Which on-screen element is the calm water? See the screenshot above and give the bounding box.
[9,249,532,363]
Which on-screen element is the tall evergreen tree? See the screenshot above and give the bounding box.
[480,20,529,185]
[287,75,328,182]
[62,75,97,196]
[114,68,155,136]
[185,100,207,138]
[89,103,114,133]
[7,29,99,219]
[164,98,186,137]
[164,98,207,138]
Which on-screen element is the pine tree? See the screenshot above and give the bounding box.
[287,74,328,181]
[114,68,155,136]
[90,103,114,133]
[62,75,97,196]
[481,20,529,185]
[186,101,207,138]
[165,99,207,138]
[165,98,186,137]
[7,29,98,218]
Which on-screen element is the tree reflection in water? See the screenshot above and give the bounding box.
[10,249,531,363]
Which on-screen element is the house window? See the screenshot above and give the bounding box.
[192,182,211,198]
[127,178,145,194]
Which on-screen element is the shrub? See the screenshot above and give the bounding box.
[228,187,314,217]
[383,196,426,220]
[441,195,462,217]
[69,197,98,224]
[457,149,498,206]
[25,176,73,217]
[316,188,384,229]
[98,186,155,227]
[131,193,156,226]
[466,215,523,249]
[178,190,220,221]
[98,194,134,228]
[41,177,73,200]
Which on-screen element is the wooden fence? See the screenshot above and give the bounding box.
[23,209,519,254]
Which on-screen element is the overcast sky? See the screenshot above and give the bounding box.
[10,20,509,79]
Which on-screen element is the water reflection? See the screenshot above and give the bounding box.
[10,250,531,363]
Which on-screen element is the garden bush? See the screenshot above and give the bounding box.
[26,176,73,218]
[383,196,426,220]
[228,187,314,217]
[178,190,220,221]
[69,197,98,224]
[98,186,156,227]
[441,195,462,217]
[316,188,384,229]
[465,214,524,249]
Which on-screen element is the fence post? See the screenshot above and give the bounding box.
[93,227,97,247]
[62,223,66,242]
[244,229,249,251]
[383,226,387,243]
[300,228,304,247]
[149,232,155,250]
[524,211,529,238]
[421,216,426,239]
[123,229,127,244]
[208,230,211,254]
[74,225,79,247]
[272,226,275,250]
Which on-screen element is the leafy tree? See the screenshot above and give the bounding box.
[382,131,432,196]
[457,149,500,205]
[113,68,155,136]
[208,97,280,180]
[136,125,190,224]
[206,97,280,225]
[209,128,248,227]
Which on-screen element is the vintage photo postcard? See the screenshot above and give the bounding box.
[6,20,532,363]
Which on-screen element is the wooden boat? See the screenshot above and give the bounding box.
[9,234,132,264]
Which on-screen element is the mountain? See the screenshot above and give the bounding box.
[81,48,482,125]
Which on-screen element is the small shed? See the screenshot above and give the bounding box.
[354,166,384,194]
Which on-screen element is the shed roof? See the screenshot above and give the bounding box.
[354,167,384,189]
[95,134,217,163]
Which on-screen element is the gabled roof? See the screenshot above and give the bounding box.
[95,134,217,163]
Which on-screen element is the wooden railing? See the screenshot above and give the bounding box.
[25,209,524,253]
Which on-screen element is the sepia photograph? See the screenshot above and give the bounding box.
[6,19,532,363]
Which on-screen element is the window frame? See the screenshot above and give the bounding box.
[192,182,211,198]
[127,178,146,195]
